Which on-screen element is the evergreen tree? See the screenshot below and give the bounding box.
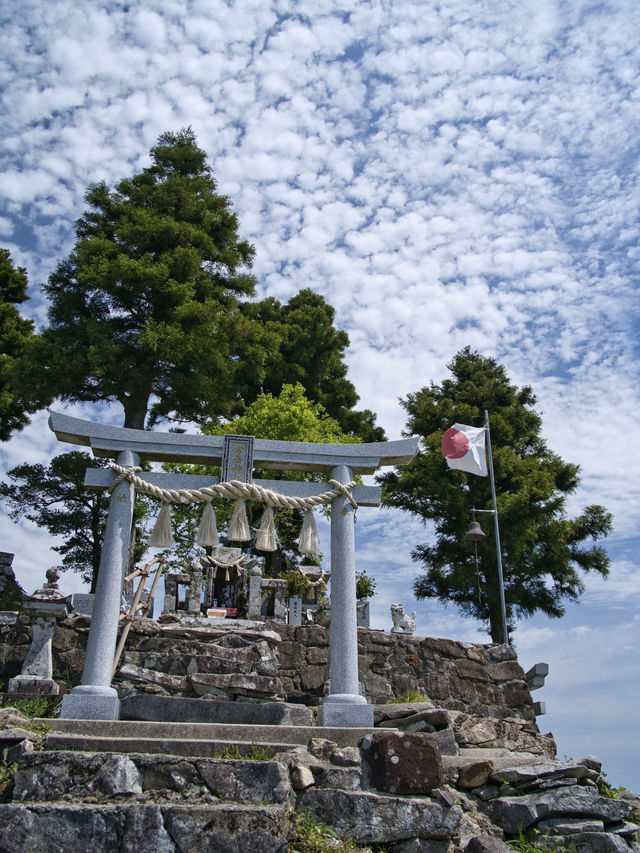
[0,452,117,591]
[243,290,386,441]
[20,128,266,429]
[380,348,612,642]
[0,249,36,440]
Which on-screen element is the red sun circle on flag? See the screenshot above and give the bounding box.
[441,427,469,459]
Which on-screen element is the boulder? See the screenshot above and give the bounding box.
[360,731,443,794]
[298,787,462,844]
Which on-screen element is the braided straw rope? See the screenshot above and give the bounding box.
[108,464,358,511]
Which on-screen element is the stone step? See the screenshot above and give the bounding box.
[119,694,314,725]
[14,749,295,805]
[41,717,379,749]
[44,733,296,758]
[0,800,290,853]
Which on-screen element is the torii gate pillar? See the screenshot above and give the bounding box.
[320,464,372,726]
[61,449,138,720]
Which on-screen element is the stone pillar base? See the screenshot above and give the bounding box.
[60,685,120,720]
[320,693,374,728]
[8,675,59,696]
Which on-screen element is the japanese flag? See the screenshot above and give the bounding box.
[441,423,488,477]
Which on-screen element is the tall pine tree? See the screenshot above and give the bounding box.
[381,348,612,642]
[21,128,267,429]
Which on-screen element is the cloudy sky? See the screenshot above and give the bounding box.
[1,0,639,790]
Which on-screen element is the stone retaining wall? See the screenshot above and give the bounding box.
[1,612,534,722]
[273,624,536,721]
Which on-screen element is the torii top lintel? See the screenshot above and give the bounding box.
[48,412,419,475]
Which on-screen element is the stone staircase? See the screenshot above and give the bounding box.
[42,716,377,758]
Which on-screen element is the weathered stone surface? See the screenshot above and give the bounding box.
[290,764,315,790]
[162,803,288,853]
[189,671,284,699]
[537,817,606,835]
[450,713,556,757]
[89,754,143,797]
[465,835,513,853]
[458,760,494,790]
[489,760,598,787]
[488,785,631,834]
[117,664,188,692]
[196,760,293,805]
[122,804,176,853]
[120,695,313,726]
[0,804,123,852]
[360,731,443,794]
[395,839,451,853]
[430,728,459,756]
[486,662,526,682]
[298,787,462,843]
[374,703,437,726]
[456,660,490,682]
[540,832,632,853]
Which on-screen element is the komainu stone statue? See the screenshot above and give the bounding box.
[390,602,416,635]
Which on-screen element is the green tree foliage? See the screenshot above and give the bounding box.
[243,290,385,441]
[380,348,612,642]
[0,249,36,440]
[21,128,265,429]
[0,451,147,592]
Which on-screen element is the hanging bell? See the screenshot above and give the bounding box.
[465,520,486,541]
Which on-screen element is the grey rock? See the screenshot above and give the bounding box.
[314,766,362,791]
[0,804,121,852]
[162,803,289,853]
[298,787,462,843]
[290,764,315,790]
[548,832,632,853]
[395,839,452,853]
[189,671,284,699]
[489,761,597,787]
[465,835,513,853]
[537,818,606,835]
[608,821,640,837]
[577,756,603,773]
[330,746,361,767]
[196,759,293,805]
[489,785,631,834]
[120,694,313,726]
[458,760,494,790]
[89,754,142,797]
[122,804,176,853]
[431,727,460,756]
[361,731,443,794]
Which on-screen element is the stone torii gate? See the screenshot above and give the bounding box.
[49,411,418,726]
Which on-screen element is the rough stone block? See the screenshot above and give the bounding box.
[464,835,513,853]
[455,660,490,682]
[488,785,631,834]
[486,661,525,682]
[360,731,443,794]
[457,760,494,790]
[298,787,462,844]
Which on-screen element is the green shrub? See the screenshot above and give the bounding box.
[355,570,376,601]
[386,690,429,704]
[0,762,18,803]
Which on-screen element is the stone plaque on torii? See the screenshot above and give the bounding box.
[49,411,418,726]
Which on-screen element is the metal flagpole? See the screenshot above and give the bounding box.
[484,409,509,645]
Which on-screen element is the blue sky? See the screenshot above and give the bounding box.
[1,0,639,790]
